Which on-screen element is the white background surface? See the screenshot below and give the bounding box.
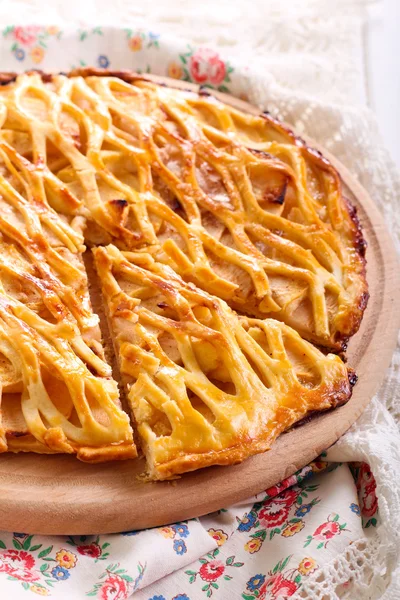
[367,0,400,166]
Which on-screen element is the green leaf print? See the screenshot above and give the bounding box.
[38,546,53,558]
[304,538,312,547]
[23,535,33,550]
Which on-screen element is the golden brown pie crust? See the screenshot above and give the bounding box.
[0,69,366,476]
[94,244,354,479]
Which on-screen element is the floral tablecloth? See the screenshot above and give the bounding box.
[0,14,399,600]
[0,458,375,599]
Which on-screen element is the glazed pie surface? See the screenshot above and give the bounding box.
[0,135,135,460]
[0,70,367,476]
[94,245,352,479]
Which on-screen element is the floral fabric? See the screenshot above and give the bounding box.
[0,24,393,600]
[0,26,242,97]
[0,459,376,599]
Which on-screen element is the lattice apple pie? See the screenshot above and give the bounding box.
[0,69,367,477]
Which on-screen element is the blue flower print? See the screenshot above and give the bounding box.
[14,48,25,61]
[247,574,266,591]
[295,503,313,518]
[97,54,110,68]
[51,566,70,581]
[173,539,187,555]
[172,595,191,600]
[13,532,27,538]
[350,502,361,516]
[148,596,166,600]
[172,523,189,538]
[148,32,160,47]
[238,511,257,532]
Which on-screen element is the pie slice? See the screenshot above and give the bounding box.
[0,132,135,461]
[94,244,353,480]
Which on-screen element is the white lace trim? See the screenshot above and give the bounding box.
[298,536,396,599]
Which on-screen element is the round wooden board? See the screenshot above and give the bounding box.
[0,76,399,535]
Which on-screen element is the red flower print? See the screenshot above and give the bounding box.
[0,550,40,583]
[258,502,290,528]
[189,48,226,86]
[13,26,39,46]
[362,481,378,518]
[356,464,378,518]
[283,475,298,489]
[259,574,298,599]
[275,489,298,507]
[356,462,373,486]
[266,477,298,500]
[6,567,40,582]
[0,550,35,570]
[99,574,128,600]
[77,542,102,558]
[258,489,297,529]
[313,521,340,541]
[271,574,298,598]
[265,483,284,498]
[305,514,347,549]
[199,559,225,582]
[208,59,226,86]
[0,560,14,575]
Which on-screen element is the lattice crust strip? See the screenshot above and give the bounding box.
[0,71,368,350]
[0,292,135,461]
[0,119,135,461]
[94,244,352,480]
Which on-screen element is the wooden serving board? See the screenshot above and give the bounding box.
[0,77,399,535]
